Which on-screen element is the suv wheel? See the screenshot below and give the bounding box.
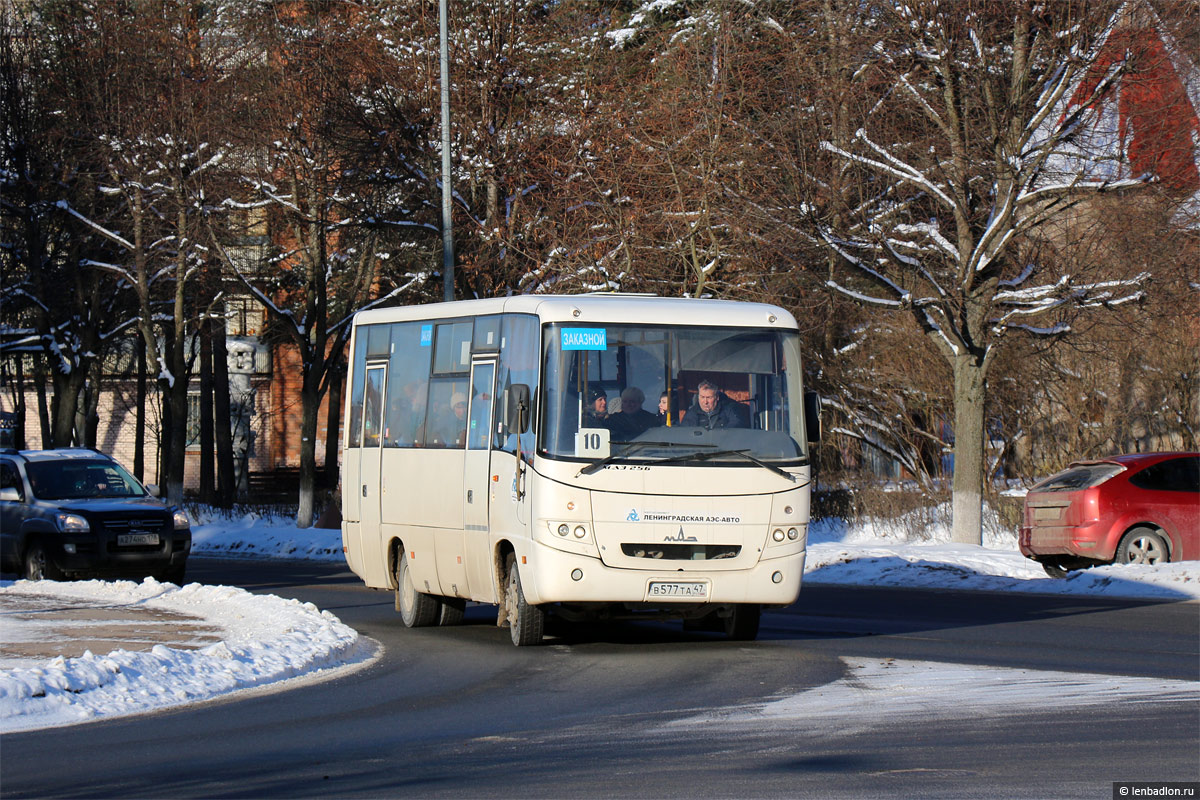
[24,539,64,581]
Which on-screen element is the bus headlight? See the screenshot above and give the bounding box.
[787,527,799,540]
[573,526,587,539]
[557,524,570,537]
[772,528,785,542]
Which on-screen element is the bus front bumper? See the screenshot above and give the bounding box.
[522,539,804,608]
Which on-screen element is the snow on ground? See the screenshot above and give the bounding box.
[805,516,1200,600]
[672,657,1200,730]
[0,577,374,734]
[1,504,1197,734]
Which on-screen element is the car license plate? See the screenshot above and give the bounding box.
[118,533,160,546]
[647,581,708,599]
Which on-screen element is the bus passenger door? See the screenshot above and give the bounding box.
[462,360,496,599]
[357,364,386,581]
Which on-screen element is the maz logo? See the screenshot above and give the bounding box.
[664,527,698,543]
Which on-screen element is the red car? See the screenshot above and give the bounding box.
[1020,452,1199,578]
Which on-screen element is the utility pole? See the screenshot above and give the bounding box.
[439,0,454,302]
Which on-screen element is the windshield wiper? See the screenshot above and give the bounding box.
[577,440,711,476]
[654,449,800,482]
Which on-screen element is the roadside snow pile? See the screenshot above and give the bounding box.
[190,509,344,561]
[0,578,367,733]
[806,512,1200,599]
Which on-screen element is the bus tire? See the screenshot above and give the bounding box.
[505,556,544,646]
[396,551,439,628]
[724,604,760,641]
[437,597,466,626]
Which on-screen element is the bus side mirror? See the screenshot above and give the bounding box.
[0,487,20,502]
[507,384,531,433]
[804,391,822,444]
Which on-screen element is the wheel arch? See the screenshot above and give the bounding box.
[1116,523,1173,562]
[386,536,405,589]
[18,522,57,559]
[494,539,516,626]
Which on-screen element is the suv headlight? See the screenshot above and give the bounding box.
[56,513,90,533]
[173,510,190,530]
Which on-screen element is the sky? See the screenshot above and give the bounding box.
[1,506,1197,734]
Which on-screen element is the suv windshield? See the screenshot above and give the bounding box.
[26,460,148,500]
[541,323,808,465]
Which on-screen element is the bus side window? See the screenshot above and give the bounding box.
[347,333,369,447]
[385,322,433,447]
[425,378,469,448]
[495,314,540,456]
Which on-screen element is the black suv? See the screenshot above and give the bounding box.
[0,449,190,582]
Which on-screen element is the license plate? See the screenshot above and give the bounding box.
[647,581,709,599]
[118,533,160,546]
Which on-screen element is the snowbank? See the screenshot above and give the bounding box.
[0,578,372,733]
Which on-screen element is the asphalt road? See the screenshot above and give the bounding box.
[1,556,1196,799]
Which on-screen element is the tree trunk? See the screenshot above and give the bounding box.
[199,317,215,504]
[49,366,83,448]
[159,392,172,491]
[165,375,188,504]
[82,360,101,447]
[33,355,50,449]
[322,357,344,493]
[297,373,321,528]
[135,335,146,480]
[950,355,987,545]
[213,319,236,508]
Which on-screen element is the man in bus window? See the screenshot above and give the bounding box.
[682,380,749,430]
[606,386,657,441]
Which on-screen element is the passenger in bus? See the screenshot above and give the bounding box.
[396,381,427,446]
[655,390,684,426]
[682,380,750,430]
[606,386,657,441]
[446,392,469,447]
[583,387,608,428]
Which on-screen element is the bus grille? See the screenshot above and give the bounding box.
[621,544,741,561]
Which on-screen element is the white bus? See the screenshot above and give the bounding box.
[341,295,819,645]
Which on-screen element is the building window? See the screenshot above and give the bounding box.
[226,296,264,337]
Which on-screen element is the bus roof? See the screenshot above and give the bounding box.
[352,294,798,330]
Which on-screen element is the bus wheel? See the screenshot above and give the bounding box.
[437,597,466,626]
[724,604,760,641]
[396,551,439,628]
[505,556,544,646]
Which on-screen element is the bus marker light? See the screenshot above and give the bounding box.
[571,569,583,581]
[772,571,783,584]
[522,556,527,564]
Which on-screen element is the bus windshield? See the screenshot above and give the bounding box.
[541,323,808,465]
